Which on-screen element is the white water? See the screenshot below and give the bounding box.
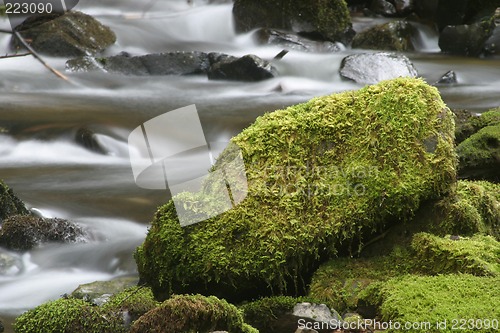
[0,1,499,331]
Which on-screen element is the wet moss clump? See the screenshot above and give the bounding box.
[129,294,257,333]
[435,180,500,239]
[360,274,500,333]
[457,122,500,181]
[0,180,29,222]
[454,107,500,144]
[135,78,457,300]
[102,286,160,324]
[412,233,500,276]
[14,298,123,333]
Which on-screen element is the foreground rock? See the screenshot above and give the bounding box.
[71,276,139,305]
[339,52,418,84]
[233,0,354,44]
[352,21,417,51]
[135,78,456,301]
[66,52,277,81]
[0,215,86,251]
[0,180,29,222]
[12,11,116,57]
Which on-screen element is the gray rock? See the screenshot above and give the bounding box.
[352,20,417,51]
[207,54,277,81]
[370,0,396,16]
[436,70,457,85]
[439,19,496,56]
[71,276,139,305]
[75,128,107,155]
[12,11,116,57]
[293,303,341,328]
[339,52,418,84]
[255,29,341,53]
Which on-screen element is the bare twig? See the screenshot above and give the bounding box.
[0,52,30,59]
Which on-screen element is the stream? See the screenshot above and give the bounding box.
[0,0,499,331]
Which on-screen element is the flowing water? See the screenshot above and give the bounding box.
[0,0,499,331]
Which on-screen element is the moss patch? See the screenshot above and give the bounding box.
[102,286,160,323]
[352,21,417,51]
[457,123,500,181]
[135,78,457,301]
[0,180,29,222]
[361,274,500,332]
[412,233,500,276]
[129,294,257,333]
[14,298,123,333]
[454,107,500,144]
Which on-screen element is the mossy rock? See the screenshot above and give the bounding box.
[454,107,500,144]
[129,294,257,333]
[233,0,353,43]
[102,286,160,324]
[308,250,413,312]
[14,298,123,333]
[360,274,500,333]
[411,233,500,276]
[0,215,85,251]
[352,20,417,51]
[135,78,457,301]
[0,180,29,222]
[457,123,500,181]
[71,277,140,305]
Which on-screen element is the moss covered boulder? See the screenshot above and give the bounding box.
[411,233,500,276]
[457,123,500,181]
[135,78,456,301]
[352,21,417,51]
[129,294,257,333]
[360,274,500,332]
[0,180,29,222]
[233,0,353,43]
[454,107,500,144]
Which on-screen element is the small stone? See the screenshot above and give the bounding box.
[370,0,396,16]
[436,70,457,85]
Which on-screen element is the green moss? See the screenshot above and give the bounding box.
[412,233,500,276]
[14,298,123,333]
[129,294,258,333]
[102,286,160,323]
[309,249,413,312]
[360,274,500,333]
[0,180,29,222]
[135,78,457,300]
[435,180,500,239]
[352,21,417,51]
[240,296,323,332]
[457,123,500,180]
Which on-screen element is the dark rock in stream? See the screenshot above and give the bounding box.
[0,215,86,251]
[369,0,397,16]
[207,54,277,81]
[339,52,418,84]
[254,29,342,53]
[435,70,457,85]
[67,52,277,82]
[0,180,29,223]
[75,127,107,155]
[438,18,496,56]
[12,11,116,57]
[352,20,417,51]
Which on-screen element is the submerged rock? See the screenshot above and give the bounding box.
[0,215,86,251]
[254,29,342,53]
[0,180,29,222]
[233,0,354,44]
[12,11,116,57]
[339,52,418,84]
[135,78,456,301]
[75,127,107,155]
[67,52,277,82]
[352,20,417,51]
[0,248,23,275]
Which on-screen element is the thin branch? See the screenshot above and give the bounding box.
[0,52,30,59]
[12,30,72,83]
